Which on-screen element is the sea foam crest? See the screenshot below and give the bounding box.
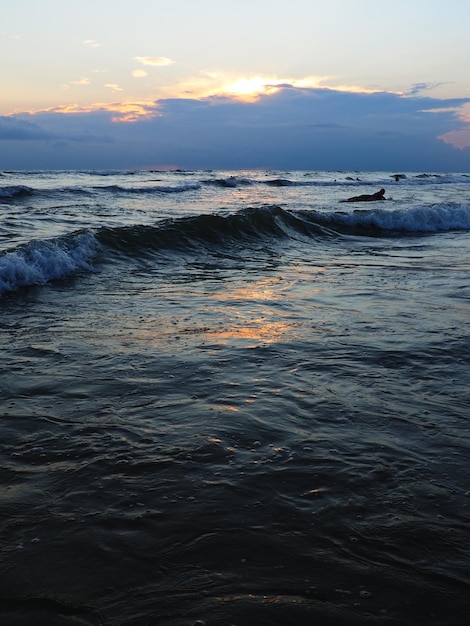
[94,183,201,194]
[320,203,470,234]
[0,232,98,296]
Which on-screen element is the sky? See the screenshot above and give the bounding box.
[1,0,470,171]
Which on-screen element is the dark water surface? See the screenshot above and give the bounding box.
[1,170,469,624]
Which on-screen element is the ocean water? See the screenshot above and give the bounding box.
[1,169,469,625]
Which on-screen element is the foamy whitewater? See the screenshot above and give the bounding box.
[1,169,469,625]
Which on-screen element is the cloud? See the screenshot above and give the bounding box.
[105,84,124,92]
[67,77,91,87]
[134,56,174,67]
[31,101,155,123]
[0,113,113,146]
[154,72,396,104]
[0,115,56,141]
[406,82,450,97]
[2,87,470,170]
[83,39,100,48]
[132,69,147,78]
[1,31,22,40]
[438,104,470,149]
[439,128,470,150]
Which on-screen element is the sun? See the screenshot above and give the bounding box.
[220,76,283,101]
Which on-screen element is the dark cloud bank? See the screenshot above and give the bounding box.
[1,87,470,171]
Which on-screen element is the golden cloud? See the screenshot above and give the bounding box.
[105,83,124,92]
[32,101,157,123]
[154,72,391,102]
[134,56,174,67]
[69,78,91,86]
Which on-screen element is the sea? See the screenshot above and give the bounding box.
[1,169,469,626]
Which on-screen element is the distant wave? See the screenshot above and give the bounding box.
[203,176,253,188]
[3,171,470,202]
[0,182,201,200]
[205,176,346,188]
[264,178,296,186]
[0,232,98,296]
[92,183,201,194]
[0,185,35,199]
[305,203,470,234]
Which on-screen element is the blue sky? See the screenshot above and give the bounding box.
[1,0,470,170]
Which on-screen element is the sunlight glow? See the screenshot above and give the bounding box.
[166,73,394,102]
[11,69,453,151]
[156,73,328,101]
[10,71,403,121]
[28,101,158,123]
[333,83,398,95]
[221,77,283,100]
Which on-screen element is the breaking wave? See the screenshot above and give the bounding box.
[0,233,98,296]
[307,202,470,234]
[2,202,469,296]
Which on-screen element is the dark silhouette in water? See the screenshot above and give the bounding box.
[341,188,386,202]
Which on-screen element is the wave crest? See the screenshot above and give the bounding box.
[0,233,98,296]
[0,185,35,199]
[97,206,326,257]
[93,183,201,194]
[307,203,470,234]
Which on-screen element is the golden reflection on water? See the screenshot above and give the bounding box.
[205,318,301,344]
[79,274,327,350]
[199,276,304,345]
[214,276,290,302]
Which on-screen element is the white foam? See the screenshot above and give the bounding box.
[0,232,98,296]
[333,203,470,233]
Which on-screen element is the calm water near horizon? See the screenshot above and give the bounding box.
[1,169,469,625]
